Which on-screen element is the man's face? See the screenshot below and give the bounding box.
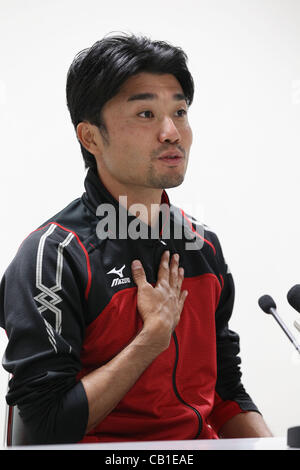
[94,72,193,192]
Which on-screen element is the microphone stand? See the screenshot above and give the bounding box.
[287,322,300,448]
[287,426,300,448]
[258,296,300,448]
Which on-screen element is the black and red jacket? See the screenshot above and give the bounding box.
[0,167,259,444]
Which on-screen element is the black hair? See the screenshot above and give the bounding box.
[66,32,194,169]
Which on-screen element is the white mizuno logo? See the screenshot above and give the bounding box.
[107,264,126,278]
[107,264,131,287]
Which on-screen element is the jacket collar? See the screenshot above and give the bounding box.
[82,167,171,240]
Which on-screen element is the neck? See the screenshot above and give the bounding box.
[97,169,164,226]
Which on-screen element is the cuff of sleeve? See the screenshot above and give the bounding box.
[56,380,89,444]
[23,379,89,445]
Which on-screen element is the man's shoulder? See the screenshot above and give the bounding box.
[30,195,96,239]
[11,196,97,266]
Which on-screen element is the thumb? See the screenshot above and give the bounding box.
[131,259,147,287]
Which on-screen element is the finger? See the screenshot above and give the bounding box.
[174,290,188,329]
[169,253,179,289]
[131,259,148,288]
[157,250,170,284]
[178,289,188,311]
[177,266,184,293]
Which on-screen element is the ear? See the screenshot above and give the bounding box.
[76,122,103,157]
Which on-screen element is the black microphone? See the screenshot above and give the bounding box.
[287,284,300,312]
[287,285,300,334]
[258,294,300,353]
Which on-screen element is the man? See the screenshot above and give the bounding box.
[0,34,272,444]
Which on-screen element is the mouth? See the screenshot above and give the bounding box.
[158,152,184,165]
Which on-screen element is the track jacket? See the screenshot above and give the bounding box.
[0,167,259,444]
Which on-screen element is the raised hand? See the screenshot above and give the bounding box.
[131,251,188,351]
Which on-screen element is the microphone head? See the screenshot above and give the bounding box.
[287,285,300,313]
[258,295,276,313]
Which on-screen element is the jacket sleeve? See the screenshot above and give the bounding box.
[0,224,89,444]
[207,232,260,434]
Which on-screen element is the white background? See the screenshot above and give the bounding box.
[0,0,299,445]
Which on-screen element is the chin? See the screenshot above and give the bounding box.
[163,174,185,189]
[146,166,187,189]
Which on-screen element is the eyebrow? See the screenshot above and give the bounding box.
[127,92,187,103]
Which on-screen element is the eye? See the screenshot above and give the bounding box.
[175,109,187,117]
[138,110,154,118]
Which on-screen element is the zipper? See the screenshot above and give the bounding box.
[172,332,203,438]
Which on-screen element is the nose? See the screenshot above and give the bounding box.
[158,117,181,144]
